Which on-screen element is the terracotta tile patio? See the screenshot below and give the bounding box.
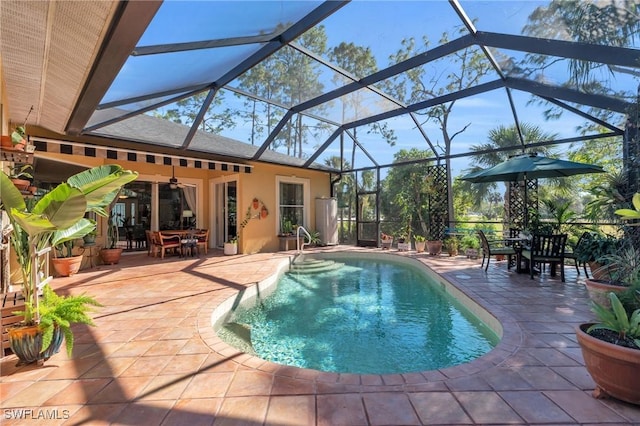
[2,247,640,425]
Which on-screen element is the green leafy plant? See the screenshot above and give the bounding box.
[14,284,102,356]
[414,234,426,242]
[615,192,640,221]
[443,235,460,252]
[1,164,138,325]
[460,232,480,250]
[227,236,238,244]
[588,292,640,349]
[573,232,620,264]
[8,164,33,180]
[11,125,26,145]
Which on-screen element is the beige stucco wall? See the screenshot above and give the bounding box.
[34,150,331,255]
[238,162,331,254]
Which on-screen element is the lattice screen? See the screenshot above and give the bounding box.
[508,179,538,231]
[427,165,448,240]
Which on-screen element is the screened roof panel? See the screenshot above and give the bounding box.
[75,0,637,174]
[491,47,640,99]
[138,1,322,45]
[305,86,401,125]
[314,1,470,71]
[101,44,264,105]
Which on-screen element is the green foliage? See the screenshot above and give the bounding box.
[573,232,620,264]
[1,165,137,325]
[13,285,103,357]
[615,193,640,221]
[11,125,26,145]
[443,235,460,252]
[380,149,435,237]
[460,232,480,250]
[588,292,640,348]
[414,235,426,242]
[8,164,33,180]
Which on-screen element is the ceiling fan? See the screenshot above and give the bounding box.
[168,166,195,189]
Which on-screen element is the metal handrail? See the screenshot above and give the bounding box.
[296,226,312,254]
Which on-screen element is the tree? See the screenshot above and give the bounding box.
[382,25,494,225]
[380,148,435,237]
[237,25,330,157]
[518,1,640,125]
[464,123,558,208]
[155,91,235,134]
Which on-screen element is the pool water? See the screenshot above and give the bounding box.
[222,257,499,374]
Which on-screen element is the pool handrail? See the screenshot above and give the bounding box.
[296,226,311,253]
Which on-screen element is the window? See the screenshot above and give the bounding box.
[276,176,309,235]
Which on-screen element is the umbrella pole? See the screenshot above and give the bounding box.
[523,174,528,230]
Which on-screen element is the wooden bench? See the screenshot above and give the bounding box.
[1,291,25,356]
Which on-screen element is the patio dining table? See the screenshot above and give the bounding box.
[504,236,531,273]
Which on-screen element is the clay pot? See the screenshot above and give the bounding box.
[100,248,123,265]
[10,178,30,192]
[426,240,442,255]
[52,255,83,277]
[584,278,626,308]
[576,323,640,405]
[1,135,13,148]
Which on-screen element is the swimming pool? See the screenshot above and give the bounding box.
[216,253,500,374]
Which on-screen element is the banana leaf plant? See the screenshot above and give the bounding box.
[0,165,138,325]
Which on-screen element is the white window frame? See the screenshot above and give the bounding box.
[275,175,310,235]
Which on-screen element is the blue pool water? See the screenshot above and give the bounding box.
[222,257,499,374]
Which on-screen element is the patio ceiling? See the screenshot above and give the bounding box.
[1,1,638,173]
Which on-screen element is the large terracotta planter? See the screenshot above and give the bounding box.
[584,278,626,308]
[426,240,442,255]
[576,323,640,405]
[8,324,63,366]
[100,248,123,265]
[52,255,83,277]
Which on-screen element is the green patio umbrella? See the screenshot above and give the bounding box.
[460,153,605,229]
[460,153,605,183]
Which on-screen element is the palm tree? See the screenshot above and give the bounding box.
[463,123,558,207]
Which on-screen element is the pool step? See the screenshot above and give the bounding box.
[289,258,344,274]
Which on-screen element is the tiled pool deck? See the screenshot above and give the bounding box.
[2,246,640,425]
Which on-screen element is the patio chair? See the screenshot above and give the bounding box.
[156,231,181,259]
[194,229,209,254]
[520,233,568,282]
[477,230,516,271]
[564,231,590,278]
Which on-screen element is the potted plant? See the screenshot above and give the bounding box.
[10,284,101,365]
[51,240,85,277]
[380,232,393,249]
[83,228,97,245]
[443,235,460,257]
[99,208,125,265]
[7,164,33,192]
[397,233,411,251]
[576,291,640,405]
[460,232,480,259]
[574,232,620,280]
[1,164,137,365]
[414,235,426,253]
[426,222,443,255]
[224,236,238,255]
